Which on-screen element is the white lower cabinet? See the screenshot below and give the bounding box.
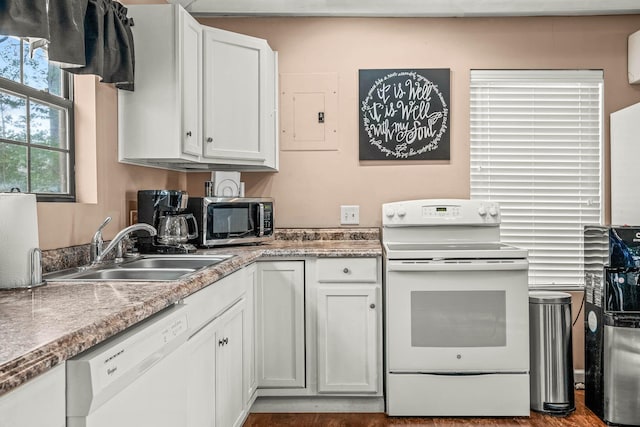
[311,257,382,395]
[186,316,217,427]
[244,263,258,402]
[186,299,247,427]
[0,363,65,427]
[184,268,251,427]
[316,284,379,393]
[256,261,305,388]
[252,257,383,406]
[215,301,246,427]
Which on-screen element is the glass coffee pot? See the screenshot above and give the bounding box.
[157,213,198,246]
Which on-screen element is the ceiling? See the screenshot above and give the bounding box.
[184,0,640,17]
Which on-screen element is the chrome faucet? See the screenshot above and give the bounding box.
[90,217,157,264]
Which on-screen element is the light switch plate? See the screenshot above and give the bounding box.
[341,205,360,225]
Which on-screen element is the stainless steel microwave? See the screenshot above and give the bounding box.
[186,197,274,247]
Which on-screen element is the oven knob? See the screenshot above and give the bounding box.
[397,208,407,218]
[385,208,396,218]
[489,206,498,217]
[478,206,487,216]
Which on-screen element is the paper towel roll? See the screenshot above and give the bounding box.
[0,193,40,289]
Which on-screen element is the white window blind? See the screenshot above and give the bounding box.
[470,70,603,288]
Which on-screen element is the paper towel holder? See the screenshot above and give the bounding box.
[0,248,46,290]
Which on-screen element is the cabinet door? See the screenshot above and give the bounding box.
[185,320,216,427]
[257,261,305,388]
[0,364,65,427]
[179,8,202,157]
[216,301,246,427]
[202,28,272,163]
[316,285,379,393]
[244,263,258,403]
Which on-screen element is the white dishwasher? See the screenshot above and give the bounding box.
[66,304,189,427]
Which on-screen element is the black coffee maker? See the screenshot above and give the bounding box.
[136,190,198,254]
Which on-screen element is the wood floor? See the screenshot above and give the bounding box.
[243,390,604,426]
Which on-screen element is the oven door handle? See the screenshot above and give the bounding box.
[387,259,528,272]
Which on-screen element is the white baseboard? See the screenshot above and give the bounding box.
[251,396,385,413]
[250,370,586,416]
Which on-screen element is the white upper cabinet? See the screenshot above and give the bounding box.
[118,5,201,166]
[181,11,203,158]
[203,28,278,169]
[118,4,278,171]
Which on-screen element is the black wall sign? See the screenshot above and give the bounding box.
[359,68,450,161]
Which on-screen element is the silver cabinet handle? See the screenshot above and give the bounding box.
[370,303,376,309]
[186,131,192,137]
[206,137,213,143]
[343,268,350,274]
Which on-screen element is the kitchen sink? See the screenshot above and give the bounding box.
[119,255,232,270]
[44,254,235,282]
[67,268,195,281]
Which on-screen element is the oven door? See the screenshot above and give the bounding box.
[385,258,529,373]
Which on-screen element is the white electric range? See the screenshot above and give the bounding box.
[382,199,530,417]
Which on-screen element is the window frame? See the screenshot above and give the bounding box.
[469,69,604,290]
[0,38,75,202]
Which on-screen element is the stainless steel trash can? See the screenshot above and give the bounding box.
[529,291,575,416]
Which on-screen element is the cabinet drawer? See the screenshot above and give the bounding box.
[316,258,378,283]
[184,271,245,335]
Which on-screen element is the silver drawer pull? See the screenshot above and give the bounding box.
[343,268,350,274]
[370,303,376,309]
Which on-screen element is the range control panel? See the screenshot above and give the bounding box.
[383,199,501,226]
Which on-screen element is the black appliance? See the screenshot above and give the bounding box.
[584,225,640,426]
[186,197,273,247]
[136,190,197,254]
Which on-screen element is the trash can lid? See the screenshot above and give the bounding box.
[528,291,572,304]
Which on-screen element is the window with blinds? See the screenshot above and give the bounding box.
[470,70,603,288]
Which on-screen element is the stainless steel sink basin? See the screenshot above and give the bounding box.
[44,254,235,282]
[119,255,232,270]
[67,268,194,281]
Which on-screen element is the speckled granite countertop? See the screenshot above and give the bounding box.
[0,229,381,397]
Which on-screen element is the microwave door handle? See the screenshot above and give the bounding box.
[258,203,265,237]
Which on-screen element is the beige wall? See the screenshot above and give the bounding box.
[35,12,640,370]
[39,14,640,247]
[37,77,185,250]
[189,15,640,371]
[190,15,640,228]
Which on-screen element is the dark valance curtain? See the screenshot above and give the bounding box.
[0,0,135,90]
